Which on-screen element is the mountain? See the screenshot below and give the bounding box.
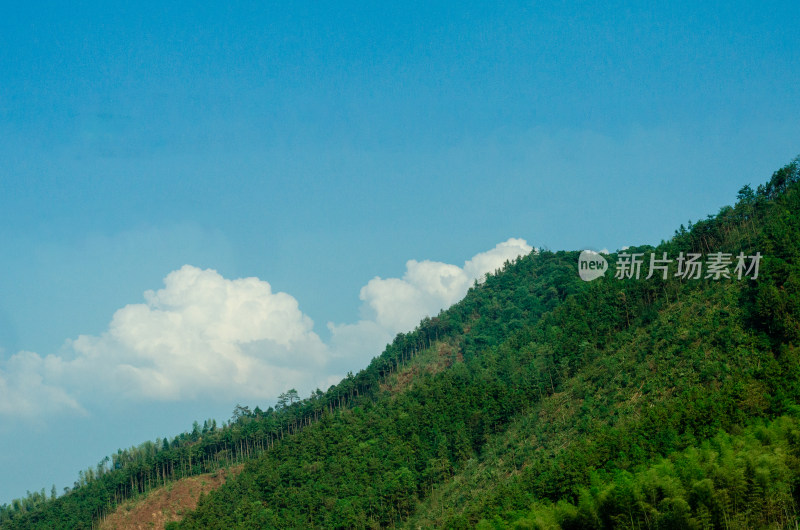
[2,157,799,529]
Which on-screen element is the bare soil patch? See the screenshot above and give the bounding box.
[99,465,243,530]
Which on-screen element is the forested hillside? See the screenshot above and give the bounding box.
[2,157,799,529]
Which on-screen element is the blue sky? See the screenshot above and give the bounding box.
[1,0,799,504]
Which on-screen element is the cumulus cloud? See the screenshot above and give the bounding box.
[0,239,534,419]
[328,238,533,365]
[0,266,329,419]
[75,266,328,400]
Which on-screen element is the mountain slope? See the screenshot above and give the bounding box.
[0,213,571,529]
[3,157,799,529]
[169,160,800,528]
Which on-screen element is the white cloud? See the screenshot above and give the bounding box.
[0,239,534,420]
[0,266,329,419]
[463,238,533,280]
[328,238,533,364]
[360,237,533,334]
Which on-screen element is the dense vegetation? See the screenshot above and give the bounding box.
[479,412,800,529]
[2,157,798,529]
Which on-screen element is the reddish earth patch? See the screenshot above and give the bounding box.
[98,465,242,530]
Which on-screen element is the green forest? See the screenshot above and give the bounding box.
[2,157,799,529]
